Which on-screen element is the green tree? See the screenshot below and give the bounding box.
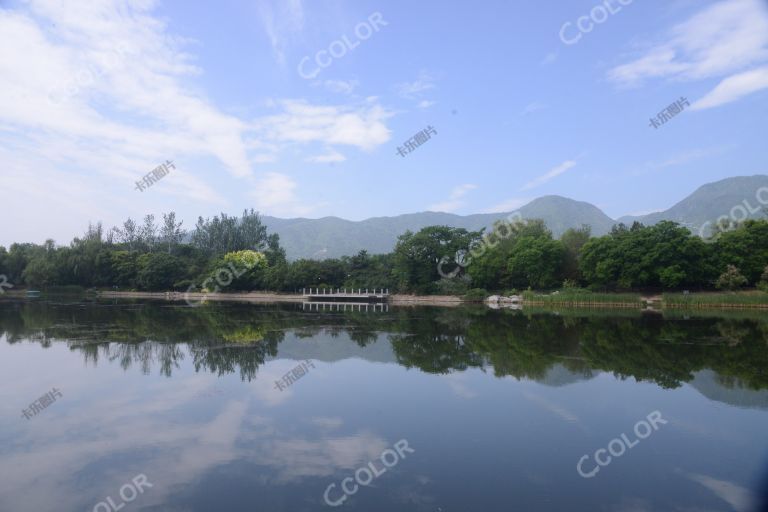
[136,253,184,291]
[714,220,768,284]
[758,266,768,292]
[580,221,714,289]
[506,236,565,289]
[160,211,185,254]
[560,225,591,282]
[392,226,482,293]
[22,256,57,288]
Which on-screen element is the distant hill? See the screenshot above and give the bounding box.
[260,175,767,260]
[617,175,768,231]
[262,196,615,259]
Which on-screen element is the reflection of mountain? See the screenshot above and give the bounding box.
[689,370,768,411]
[536,363,598,387]
[270,331,397,365]
[1,300,767,393]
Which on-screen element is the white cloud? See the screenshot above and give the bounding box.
[249,172,317,217]
[692,65,768,109]
[609,0,768,85]
[0,1,395,243]
[608,0,768,108]
[305,147,346,163]
[428,184,477,212]
[522,160,577,190]
[259,99,392,151]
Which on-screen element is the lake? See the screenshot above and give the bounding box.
[1,298,768,512]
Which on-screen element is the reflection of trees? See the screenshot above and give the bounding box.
[1,300,768,389]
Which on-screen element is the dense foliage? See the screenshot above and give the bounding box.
[1,211,767,294]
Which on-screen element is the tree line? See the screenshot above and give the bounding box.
[1,210,767,294]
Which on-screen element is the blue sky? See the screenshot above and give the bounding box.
[1,0,767,246]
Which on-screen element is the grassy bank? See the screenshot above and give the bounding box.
[521,290,643,308]
[663,291,768,309]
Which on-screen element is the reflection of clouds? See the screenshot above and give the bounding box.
[444,373,477,399]
[661,413,737,442]
[522,391,584,431]
[679,470,756,512]
[392,479,438,511]
[310,416,344,430]
[0,392,249,512]
[249,359,321,406]
[0,368,389,510]
[251,432,389,482]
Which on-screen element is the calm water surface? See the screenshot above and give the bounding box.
[1,299,768,512]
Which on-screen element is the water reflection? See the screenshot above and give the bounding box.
[1,299,768,511]
[2,300,766,392]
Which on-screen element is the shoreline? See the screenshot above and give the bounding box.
[4,289,766,311]
[94,290,465,307]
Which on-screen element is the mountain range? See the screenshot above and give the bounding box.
[262,175,768,260]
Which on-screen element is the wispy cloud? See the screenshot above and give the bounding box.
[521,102,548,116]
[692,65,768,109]
[540,52,557,66]
[633,146,734,175]
[608,0,768,108]
[322,79,359,95]
[396,70,436,99]
[257,0,305,65]
[680,471,757,512]
[485,197,532,213]
[428,184,477,212]
[522,160,577,190]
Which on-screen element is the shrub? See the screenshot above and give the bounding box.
[463,288,489,302]
[715,265,748,291]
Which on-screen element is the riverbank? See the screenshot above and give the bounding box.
[98,290,305,303]
[662,291,768,309]
[8,289,766,311]
[94,290,464,307]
